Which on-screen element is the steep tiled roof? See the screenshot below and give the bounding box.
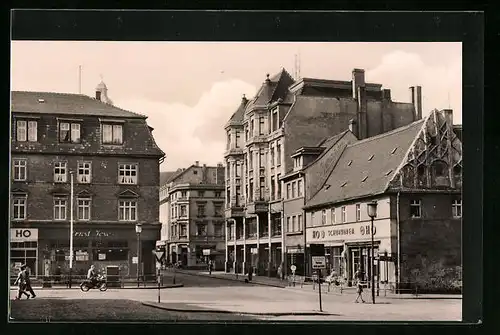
[228,97,249,124]
[305,119,425,209]
[12,91,147,118]
[269,68,296,102]
[160,171,177,186]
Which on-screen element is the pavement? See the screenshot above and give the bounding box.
[9,275,462,321]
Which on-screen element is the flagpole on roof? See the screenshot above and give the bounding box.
[78,65,82,94]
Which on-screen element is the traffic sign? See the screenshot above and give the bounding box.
[290,265,297,273]
[155,251,165,262]
[311,256,326,269]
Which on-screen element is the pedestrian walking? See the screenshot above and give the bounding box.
[208,259,212,275]
[14,265,30,300]
[354,269,365,303]
[24,265,36,298]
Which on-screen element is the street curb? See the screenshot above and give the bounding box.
[141,301,335,317]
[169,270,287,289]
[10,284,184,290]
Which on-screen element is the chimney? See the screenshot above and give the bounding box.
[443,109,453,126]
[352,68,366,99]
[410,86,423,120]
[242,94,248,104]
[95,91,102,101]
[348,119,358,137]
[195,161,199,166]
[357,86,368,140]
[382,89,392,101]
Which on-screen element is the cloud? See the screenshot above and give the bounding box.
[114,79,256,171]
[366,50,462,123]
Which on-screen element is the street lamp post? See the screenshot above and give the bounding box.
[69,171,74,288]
[136,223,142,288]
[367,200,378,304]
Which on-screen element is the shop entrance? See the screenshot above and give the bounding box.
[348,244,379,284]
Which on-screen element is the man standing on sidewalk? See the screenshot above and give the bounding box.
[24,265,36,299]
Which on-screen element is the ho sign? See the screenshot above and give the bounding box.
[11,228,38,242]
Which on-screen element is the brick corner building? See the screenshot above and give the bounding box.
[10,82,165,279]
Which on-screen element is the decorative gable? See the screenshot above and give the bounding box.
[11,188,28,195]
[117,189,140,198]
[389,109,462,191]
[77,189,94,197]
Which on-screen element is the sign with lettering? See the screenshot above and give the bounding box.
[74,230,114,238]
[11,229,38,242]
[311,256,326,269]
[306,220,391,244]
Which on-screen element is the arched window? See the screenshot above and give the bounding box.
[402,164,415,188]
[416,164,427,188]
[432,160,449,187]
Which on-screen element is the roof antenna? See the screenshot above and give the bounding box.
[294,53,301,80]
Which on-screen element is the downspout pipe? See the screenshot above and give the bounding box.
[396,192,401,294]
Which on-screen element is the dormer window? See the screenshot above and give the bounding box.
[102,123,123,145]
[59,121,81,143]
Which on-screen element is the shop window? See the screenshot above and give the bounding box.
[452,199,462,218]
[93,249,128,261]
[410,200,422,218]
[13,159,27,181]
[54,162,67,183]
[118,163,138,184]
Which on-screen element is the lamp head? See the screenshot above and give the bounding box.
[367,200,378,219]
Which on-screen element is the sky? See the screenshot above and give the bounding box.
[11,42,462,172]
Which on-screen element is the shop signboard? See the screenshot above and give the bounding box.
[11,228,38,242]
[306,219,392,244]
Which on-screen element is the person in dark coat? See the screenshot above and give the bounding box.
[354,269,365,303]
[24,265,36,298]
[14,265,30,300]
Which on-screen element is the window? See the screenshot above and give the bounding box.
[298,214,303,231]
[77,198,91,221]
[77,162,92,183]
[331,208,336,224]
[298,180,303,197]
[54,198,67,220]
[236,163,241,178]
[410,200,421,218]
[13,159,27,181]
[235,131,241,148]
[118,164,138,184]
[356,204,361,221]
[270,144,275,166]
[181,191,187,198]
[59,122,81,143]
[215,191,221,198]
[214,204,223,217]
[180,205,187,217]
[214,223,223,237]
[102,123,123,144]
[16,120,37,142]
[236,186,241,205]
[245,127,249,141]
[54,162,67,183]
[277,144,282,166]
[180,224,187,237]
[199,191,205,197]
[341,206,346,223]
[272,110,278,132]
[119,200,137,221]
[227,131,231,149]
[259,177,265,200]
[287,217,291,233]
[311,212,316,226]
[292,216,297,232]
[249,152,253,170]
[292,181,297,198]
[198,204,206,217]
[196,224,207,236]
[322,210,327,225]
[259,151,265,168]
[286,183,291,199]
[277,174,281,199]
[250,118,254,136]
[249,179,254,202]
[452,199,462,218]
[271,176,276,201]
[12,197,26,220]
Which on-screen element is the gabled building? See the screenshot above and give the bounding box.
[302,108,462,292]
[10,83,165,278]
[159,162,225,269]
[224,67,425,277]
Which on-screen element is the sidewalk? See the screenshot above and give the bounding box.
[10,283,183,290]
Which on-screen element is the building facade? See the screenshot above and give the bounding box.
[302,109,462,291]
[10,85,165,278]
[159,162,226,270]
[224,67,424,277]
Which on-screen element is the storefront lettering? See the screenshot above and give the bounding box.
[312,228,356,239]
[360,225,376,236]
[74,230,113,238]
